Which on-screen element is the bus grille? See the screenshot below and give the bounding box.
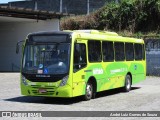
[30,85,56,95]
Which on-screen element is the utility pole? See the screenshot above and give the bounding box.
[34,0,37,10]
[87,0,90,15]
[60,0,62,13]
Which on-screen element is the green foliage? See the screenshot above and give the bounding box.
[60,0,160,35]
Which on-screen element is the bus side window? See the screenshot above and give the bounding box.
[73,43,87,72]
[102,41,114,62]
[115,42,125,61]
[134,44,143,60]
[142,44,145,60]
[88,40,102,62]
[125,43,134,61]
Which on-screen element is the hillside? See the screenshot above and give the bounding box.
[60,0,160,36]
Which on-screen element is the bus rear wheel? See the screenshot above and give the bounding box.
[124,75,131,92]
[84,82,93,101]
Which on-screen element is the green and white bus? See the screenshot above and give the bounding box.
[17,30,146,100]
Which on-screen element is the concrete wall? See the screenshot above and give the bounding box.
[0,19,59,72]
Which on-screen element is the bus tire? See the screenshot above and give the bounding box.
[84,82,93,101]
[124,74,131,92]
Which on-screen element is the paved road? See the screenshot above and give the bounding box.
[0,73,160,119]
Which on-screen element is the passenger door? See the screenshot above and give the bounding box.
[72,41,87,97]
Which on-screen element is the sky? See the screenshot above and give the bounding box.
[0,0,25,3]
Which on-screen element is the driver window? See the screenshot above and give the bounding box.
[74,43,87,72]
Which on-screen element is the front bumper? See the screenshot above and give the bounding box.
[21,81,72,98]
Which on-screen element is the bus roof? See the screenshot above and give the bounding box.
[28,31,72,37]
[27,30,144,44]
[71,30,144,43]
[73,30,119,36]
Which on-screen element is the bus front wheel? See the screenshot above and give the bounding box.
[124,75,131,92]
[84,82,93,101]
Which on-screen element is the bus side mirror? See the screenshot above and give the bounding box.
[16,41,24,54]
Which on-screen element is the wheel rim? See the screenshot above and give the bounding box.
[126,77,131,90]
[86,84,92,98]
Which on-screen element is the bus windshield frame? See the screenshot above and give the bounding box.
[22,34,71,76]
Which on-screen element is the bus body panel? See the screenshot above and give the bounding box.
[71,61,146,97]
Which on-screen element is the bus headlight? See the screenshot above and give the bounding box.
[22,75,28,86]
[60,75,68,87]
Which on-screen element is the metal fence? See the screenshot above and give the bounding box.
[145,37,160,76]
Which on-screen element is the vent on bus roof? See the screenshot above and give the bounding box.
[73,30,119,36]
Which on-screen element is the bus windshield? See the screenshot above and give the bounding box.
[22,43,70,75]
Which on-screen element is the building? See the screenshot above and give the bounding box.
[1,0,108,15]
[0,6,68,72]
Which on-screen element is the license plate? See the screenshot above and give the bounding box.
[38,88,47,93]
